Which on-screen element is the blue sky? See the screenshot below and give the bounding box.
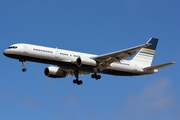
[0,0,180,120]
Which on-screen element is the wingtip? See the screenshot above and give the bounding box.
[170,61,176,64]
[145,43,152,47]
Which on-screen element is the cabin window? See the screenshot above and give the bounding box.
[33,48,53,53]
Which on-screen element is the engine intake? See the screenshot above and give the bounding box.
[76,57,82,67]
[44,66,67,78]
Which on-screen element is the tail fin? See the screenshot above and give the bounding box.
[132,38,158,67]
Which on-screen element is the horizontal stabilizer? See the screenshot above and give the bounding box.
[143,62,175,70]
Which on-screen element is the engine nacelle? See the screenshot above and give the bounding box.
[75,57,97,67]
[44,66,67,78]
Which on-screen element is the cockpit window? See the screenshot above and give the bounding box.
[8,46,18,49]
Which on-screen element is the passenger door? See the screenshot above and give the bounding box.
[55,50,59,58]
[24,46,28,53]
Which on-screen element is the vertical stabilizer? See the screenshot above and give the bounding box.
[132,38,159,67]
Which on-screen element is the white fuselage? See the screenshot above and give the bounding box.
[3,43,154,76]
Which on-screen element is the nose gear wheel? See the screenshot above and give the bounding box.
[19,59,27,72]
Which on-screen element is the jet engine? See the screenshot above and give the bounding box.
[44,66,67,78]
[75,57,97,67]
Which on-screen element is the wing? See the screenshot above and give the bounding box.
[91,43,150,71]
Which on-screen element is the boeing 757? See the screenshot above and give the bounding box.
[3,38,175,85]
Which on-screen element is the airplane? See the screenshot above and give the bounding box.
[3,38,175,85]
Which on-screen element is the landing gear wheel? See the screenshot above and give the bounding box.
[73,70,83,85]
[22,68,27,72]
[73,79,78,84]
[73,79,83,85]
[91,73,101,80]
[95,75,101,80]
[77,80,83,85]
[91,74,96,79]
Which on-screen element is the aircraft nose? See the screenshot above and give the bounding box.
[3,49,9,56]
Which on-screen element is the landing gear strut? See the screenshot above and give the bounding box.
[19,59,27,72]
[91,73,101,80]
[73,70,83,85]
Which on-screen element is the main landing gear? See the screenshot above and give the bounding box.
[91,73,101,80]
[73,79,83,85]
[73,70,83,85]
[72,70,102,85]
[19,59,27,72]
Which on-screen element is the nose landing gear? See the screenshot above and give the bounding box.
[22,68,27,72]
[19,59,27,72]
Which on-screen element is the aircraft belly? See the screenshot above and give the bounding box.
[101,69,142,76]
[5,53,144,76]
[103,63,143,76]
[5,53,94,72]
